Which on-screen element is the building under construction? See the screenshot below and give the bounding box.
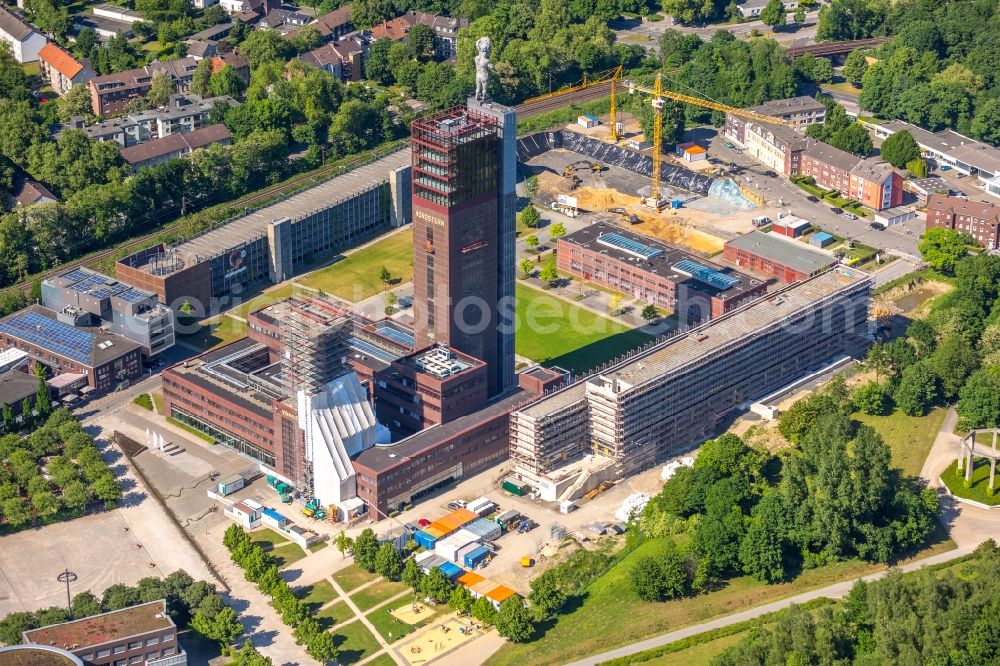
[509,267,872,501]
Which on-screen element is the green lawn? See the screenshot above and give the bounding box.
[271,542,307,569]
[151,391,165,415]
[332,565,380,593]
[514,284,654,374]
[941,459,1000,505]
[177,315,247,352]
[232,283,297,319]
[249,528,290,550]
[361,655,396,666]
[308,540,329,553]
[350,579,408,612]
[853,406,948,477]
[315,600,353,631]
[640,631,749,666]
[296,579,338,613]
[297,230,413,303]
[367,596,443,643]
[486,534,955,666]
[331,620,382,665]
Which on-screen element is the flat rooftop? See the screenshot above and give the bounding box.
[726,231,838,275]
[0,305,142,367]
[166,337,277,417]
[560,222,762,300]
[748,95,827,118]
[23,600,173,649]
[0,646,80,666]
[161,148,410,268]
[521,267,870,415]
[354,387,530,472]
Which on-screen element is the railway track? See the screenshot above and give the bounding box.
[516,81,613,118]
[12,145,403,294]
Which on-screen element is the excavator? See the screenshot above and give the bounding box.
[607,207,641,225]
[562,160,606,178]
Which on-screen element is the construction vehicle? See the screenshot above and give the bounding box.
[520,556,534,568]
[303,498,327,520]
[267,475,294,503]
[607,207,640,225]
[524,66,792,211]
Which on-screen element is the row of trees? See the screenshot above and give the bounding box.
[0,409,122,531]
[224,525,338,662]
[713,539,1000,665]
[0,569,239,650]
[636,401,937,589]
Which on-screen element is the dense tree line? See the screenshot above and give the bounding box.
[0,569,240,649]
[819,0,1000,146]
[0,409,122,531]
[636,397,937,591]
[712,539,1000,666]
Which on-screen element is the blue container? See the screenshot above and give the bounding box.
[437,561,463,581]
[413,530,437,550]
[463,545,491,568]
[671,198,683,209]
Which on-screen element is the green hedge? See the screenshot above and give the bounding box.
[132,393,153,410]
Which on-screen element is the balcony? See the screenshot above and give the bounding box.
[148,651,188,666]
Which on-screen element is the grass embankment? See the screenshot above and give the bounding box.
[486,532,955,666]
[297,230,413,303]
[514,283,654,374]
[853,406,948,477]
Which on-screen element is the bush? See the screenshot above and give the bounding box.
[132,394,153,410]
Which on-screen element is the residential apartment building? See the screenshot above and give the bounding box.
[509,267,871,494]
[210,50,250,85]
[300,36,365,81]
[800,141,902,210]
[79,94,237,147]
[21,600,186,666]
[120,124,232,169]
[369,11,468,59]
[926,193,1000,249]
[746,95,826,131]
[88,58,199,116]
[0,6,45,63]
[37,43,94,96]
[725,116,806,177]
[556,223,766,323]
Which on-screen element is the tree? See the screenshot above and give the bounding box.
[609,293,623,315]
[2,402,12,432]
[147,73,175,108]
[539,260,559,286]
[353,528,379,572]
[421,567,454,603]
[0,611,37,645]
[449,584,474,613]
[528,571,565,618]
[957,368,1000,430]
[378,266,392,289]
[364,38,395,85]
[906,158,928,178]
[641,304,659,322]
[520,204,540,228]
[210,65,245,98]
[549,222,566,239]
[34,366,51,417]
[191,58,213,98]
[828,123,872,157]
[519,258,534,279]
[894,362,938,417]
[929,333,979,399]
[230,640,274,666]
[525,235,539,251]
[760,0,786,27]
[495,596,533,642]
[350,0,396,28]
[2,497,29,527]
[102,583,140,611]
[402,556,424,592]
[334,530,353,559]
[191,603,242,650]
[919,227,969,274]
[471,596,497,626]
[31,489,59,516]
[880,131,920,169]
[224,524,250,552]
[306,628,338,662]
[374,543,402,581]
[241,30,295,69]
[843,48,868,86]
[290,25,324,54]
[970,98,1000,146]
[71,591,103,619]
[853,381,890,416]
[407,23,436,61]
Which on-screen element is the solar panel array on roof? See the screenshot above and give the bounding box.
[115,288,151,303]
[597,232,663,260]
[60,268,92,284]
[672,259,741,290]
[0,311,93,364]
[375,325,414,348]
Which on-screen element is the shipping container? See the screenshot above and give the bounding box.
[464,518,502,541]
[437,561,464,581]
[413,529,438,550]
[218,475,245,496]
[463,545,492,569]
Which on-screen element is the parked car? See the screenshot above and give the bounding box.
[870,222,886,231]
[724,142,735,149]
[446,502,463,510]
[806,195,819,202]
[830,207,843,215]
[418,518,431,527]
[764,170,777,178]
[844,212,858,220]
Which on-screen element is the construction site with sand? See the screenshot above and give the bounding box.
[521,117,786,257]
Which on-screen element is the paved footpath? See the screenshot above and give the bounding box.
[567,407,1000,666]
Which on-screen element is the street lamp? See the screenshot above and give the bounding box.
[57,569,77,616]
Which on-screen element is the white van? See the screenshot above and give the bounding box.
[752,216,771,227]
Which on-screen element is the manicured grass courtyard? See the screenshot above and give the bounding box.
[514,284,654,374]
[315,600,352,630]
[941,459,1000,506]
[350,579,408,612]
[177,315,247,352]
[332,564,380,592]
[362,655,396,666]
[297,230,413,302]
[271,542,307,569]
[853,406,948,477]
[232,283,297,319]
[249,528,289,550]
[367,596,442,643]
[332,620,382,665]
[295,579,338,613]
[486,533,955,666]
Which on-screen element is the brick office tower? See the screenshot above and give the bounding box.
[411,101,515,396]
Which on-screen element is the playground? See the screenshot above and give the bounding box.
[397,617,482,665]
[391,601,431,624]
